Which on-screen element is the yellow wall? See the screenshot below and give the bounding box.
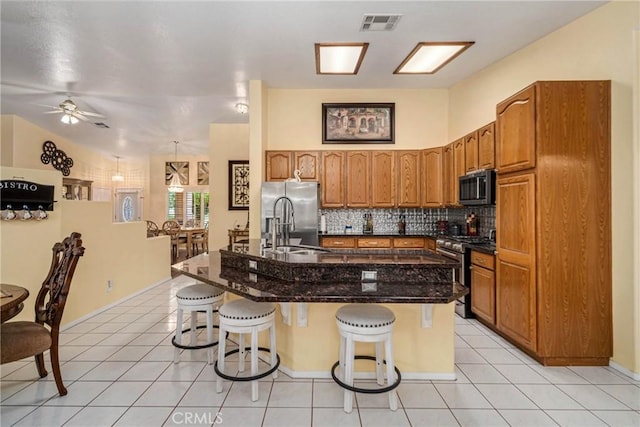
[267,88,449,151]
[0,167,171,327]
[209,124,250,250]
[0,115,150,211]
[448,2,639,373]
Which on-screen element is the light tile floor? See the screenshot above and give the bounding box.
[2,275,639,426]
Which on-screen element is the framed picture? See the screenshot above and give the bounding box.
[228,160,249,210]
[166,161,189,185]
[322,103,395,144]
[197,161,209,185]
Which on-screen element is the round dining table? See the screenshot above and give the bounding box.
[0,284,29,323]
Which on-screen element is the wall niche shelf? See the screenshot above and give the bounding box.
[62,178,92,201]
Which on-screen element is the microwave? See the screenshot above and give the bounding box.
[459,169,496,206]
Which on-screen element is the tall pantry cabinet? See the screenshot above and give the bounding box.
[495,81,611,365]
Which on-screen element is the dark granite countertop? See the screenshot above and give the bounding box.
[320,232,439,238]
[172,249,468,304]
[467,243,497,255]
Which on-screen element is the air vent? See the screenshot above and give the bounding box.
[360,14,402,31]
[94,122,110,128]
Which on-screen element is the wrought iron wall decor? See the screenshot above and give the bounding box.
[228,160,249,210]
[165,161,189,185]
[40,141,74,176]
[197,161,209,185]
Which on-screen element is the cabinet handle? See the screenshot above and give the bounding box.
[369,242,378,245]
[469,266,473,270]
[334,241,344,245]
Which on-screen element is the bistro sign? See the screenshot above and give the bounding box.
[0,179,55,211]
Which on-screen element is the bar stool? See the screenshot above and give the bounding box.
[331,304,401,413]
[214,299,280,402]
[172,283,225,364]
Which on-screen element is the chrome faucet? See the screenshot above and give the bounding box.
[271,196,295,249]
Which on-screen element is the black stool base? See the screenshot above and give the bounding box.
[172,324,220,350]
[214,346,280,382]
[331,355,401,394]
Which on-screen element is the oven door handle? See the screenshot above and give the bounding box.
[436,247,461,260]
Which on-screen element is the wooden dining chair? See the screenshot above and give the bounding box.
[146,220,160,237]
[162,220,186,259]
[191,222,209,254]
[0,232,85,396]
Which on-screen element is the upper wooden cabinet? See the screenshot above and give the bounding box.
[345,151,371,208]
[442,143,455,206]
[421,148,443,207]
[265,151,292,181]
[464,131,479,172]
[294,151,320,181]
[478,122,496,170]
[320,151,345,208]
[496,85,536,173]
[371,151,395,208]
[396,151,421,207]
[452,138,465,205]
[266,151,320,181]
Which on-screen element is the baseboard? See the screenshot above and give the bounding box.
[609,360,640,381]
[61,275,172,331]
[277,364,457,381]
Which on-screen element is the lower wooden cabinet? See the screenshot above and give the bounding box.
[356,237,391,249]
[392,237,425,249]
[321,236,429,250]
[320,236,355,248]
[470,251,496,325]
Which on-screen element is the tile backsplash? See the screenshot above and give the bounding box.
[320,206,496,237]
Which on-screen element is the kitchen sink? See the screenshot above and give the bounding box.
[267,245,330,255]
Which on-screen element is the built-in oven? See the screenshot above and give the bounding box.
[435,238,474,318]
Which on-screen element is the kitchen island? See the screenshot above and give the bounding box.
[172,242,467,379]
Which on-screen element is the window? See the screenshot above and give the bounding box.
[168,191,209,225]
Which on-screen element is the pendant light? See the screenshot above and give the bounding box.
[112,156,124,182]
[168,141,184,193]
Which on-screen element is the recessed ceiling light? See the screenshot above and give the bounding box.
[315,43,369,75]
[394,42,474,74]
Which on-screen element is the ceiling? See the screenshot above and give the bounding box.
[1,1,605,159]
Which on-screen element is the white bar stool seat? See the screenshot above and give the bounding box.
[331,303,401,413]
[215,299,279,402]
[173,283,225,364]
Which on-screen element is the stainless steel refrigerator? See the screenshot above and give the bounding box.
[261,182,319,247]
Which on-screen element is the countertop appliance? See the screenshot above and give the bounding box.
[459,169,495,206]
[435,235,493,318]
[261,182,319,247]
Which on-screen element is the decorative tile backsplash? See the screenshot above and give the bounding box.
[320,206,496,237]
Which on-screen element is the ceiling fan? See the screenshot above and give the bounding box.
[43,98,104,124]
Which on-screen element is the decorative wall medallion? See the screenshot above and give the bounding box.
[165,161,189,185]
[40,141,74,176]
[228,160,249,210]
[197,161,209,185]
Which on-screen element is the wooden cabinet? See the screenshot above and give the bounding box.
[496,173,537,351]
[371,151,395,207]
[294,151,320,181]
[345,151,370,208]
[496,85,536,174]
[356,237,391,249]
[421,148,443,207]
[425,237,436,252]
[396,151,421,207]
[471,251,496,325]
[265,151,292,181]
[495,81,611,365]
[478,122,495,170]
[320,151,345,208]
[267,151,320,181]
[321,236,355,248]
[392,237,425,249]
[464,131,479,172]
[452,138,465,205]
[442,143,455,206]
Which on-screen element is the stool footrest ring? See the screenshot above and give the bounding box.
[331,355,401,394]
[172,325,222,350]
[214,346,280,382]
